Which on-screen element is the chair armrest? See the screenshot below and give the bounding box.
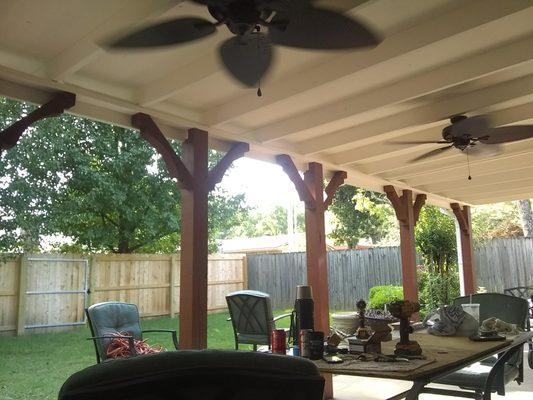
[142,329,179,350]
[483,343,523,394]
[273,313,292,322]
[87,335,137,357]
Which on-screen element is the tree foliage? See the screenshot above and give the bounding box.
[415,206,457,274]
[228,205,304,238]
[329,185,393,248]
[0,97,247,253]
[471,202,523,241]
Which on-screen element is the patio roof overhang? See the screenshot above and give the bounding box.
[2,0,533,208]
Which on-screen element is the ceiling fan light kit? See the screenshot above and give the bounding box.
[102,0,382,93]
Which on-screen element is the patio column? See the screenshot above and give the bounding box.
[0,91,75,153]
[384,186,426,305]
[277,154,346,400]
[451,203,476,295]
[132,113,248,349]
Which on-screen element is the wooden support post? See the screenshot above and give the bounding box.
[276,155,346,400]
[0,92,75,152]
[86,256,95,307]
[132,113,248,349]
[16,255,28,336]
[451,203,476,295]
[384,186,426,305]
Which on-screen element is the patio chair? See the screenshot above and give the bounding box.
[504,285,533,368]
[85,301,179,363]
[226,290,291,350]
[432,293,529,399]
[58,349,325,400]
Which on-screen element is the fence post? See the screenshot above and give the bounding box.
[242,255,248,290]
[170,254,178,318]
[16,254,28,336]
[86,255,95,307]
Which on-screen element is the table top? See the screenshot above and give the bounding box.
[315,331,533,382]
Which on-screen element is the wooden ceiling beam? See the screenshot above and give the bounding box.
[374,139,533,182]
[440,178,533,199]
[417,166,533,193]
[461,186,533,202]
[253,35,533,143]
[203,0,532,127]
[45,0,178,81]
[298,73,533,155]
[467,192,533,205]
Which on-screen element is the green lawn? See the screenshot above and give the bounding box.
[0,310,292,400]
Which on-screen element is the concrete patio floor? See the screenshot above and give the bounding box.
[332,349,533,400]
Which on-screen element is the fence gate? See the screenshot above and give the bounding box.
[24,257,89,331]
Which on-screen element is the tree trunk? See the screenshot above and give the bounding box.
[517,199,533,238]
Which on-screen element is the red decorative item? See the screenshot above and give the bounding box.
[271,329,286,354]
[106,331,165,359]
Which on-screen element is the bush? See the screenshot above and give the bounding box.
[418,269,460,314]
[368,285,404,310]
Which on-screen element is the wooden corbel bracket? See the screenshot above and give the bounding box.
[208,142,249,191]
[450,203,471,235]
[324,171,347,210]
[413,194,427,225]
[0,91,76,151]
[384,185,408,223]
[132,113,193,190]
[276,154,315,209]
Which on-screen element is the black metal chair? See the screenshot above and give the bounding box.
[58,349,325,400]
[432,293,529,399]
[225,290,291,350]
[504,285,533,368]
[85,301,179,363]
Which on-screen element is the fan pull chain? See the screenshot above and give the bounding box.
[466,148,472,180]
[256,25,262,97]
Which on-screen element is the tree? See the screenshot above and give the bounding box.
[328,185,393,248]
[471,202,523,241]
[0,97,247,253]
[228,205,304,238]
[414,206,457,274]
[517,199,533,238]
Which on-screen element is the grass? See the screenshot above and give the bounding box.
[0,310,292,400]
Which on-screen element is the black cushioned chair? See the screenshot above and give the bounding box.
[226,290,291,350]
[86,301,179,363]
[432,293,529,399]
[58,350,325,400]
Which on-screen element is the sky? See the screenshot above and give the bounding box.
[219,156,302,210]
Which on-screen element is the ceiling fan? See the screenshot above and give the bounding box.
[395,115,533,163]
[102,0,381,91]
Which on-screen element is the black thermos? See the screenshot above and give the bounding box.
[292,285,314,345]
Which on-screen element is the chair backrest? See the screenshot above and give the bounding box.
[59,350,325,400]
[226,290,274,345]
[86,301,142,362]
[453,293,529,329]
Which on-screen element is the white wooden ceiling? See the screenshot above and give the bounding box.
[1,0,533,208]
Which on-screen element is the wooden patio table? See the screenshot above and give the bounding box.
[314,331,533,400]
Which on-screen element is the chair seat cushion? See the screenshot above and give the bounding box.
[59,349,324,400]
[435,361,519,390]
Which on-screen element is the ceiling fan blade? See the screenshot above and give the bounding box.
[219,33,273,87]
[410,145,454,162]
[468,143,503,157]
[390,140,448,145]
[479,125,533,144]
[448,115,491,138]
[105,17,216,48]
[269,7,381,49]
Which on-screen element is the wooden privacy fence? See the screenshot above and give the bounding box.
[0,253,246,336]
[247,238,533,309]
[474,238,533,293]
[248,247,403,309]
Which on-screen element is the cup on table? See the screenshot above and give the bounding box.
[461,303,480,324]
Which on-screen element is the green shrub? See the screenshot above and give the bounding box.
[418,268,460,314]
[368,285,404,310]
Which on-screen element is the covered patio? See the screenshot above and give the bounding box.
[1,1,533,399]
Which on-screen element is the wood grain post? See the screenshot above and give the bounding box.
[451,203,476,294]
[16,255,28,336]
[133,113,248,349]
[276,155,346,400]
[86,255,95,307]
[384,186,426,307]
[242,255,248,290]
[179,129,209,349]
[170,254,178,318]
